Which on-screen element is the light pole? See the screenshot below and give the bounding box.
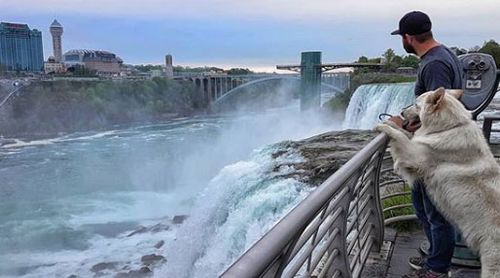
[0,80,29,109]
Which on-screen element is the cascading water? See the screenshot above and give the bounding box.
[0,82,417,277]
[342,83,415,129]
[0,104,334,277]
[160,146,312,278]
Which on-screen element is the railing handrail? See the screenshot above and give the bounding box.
[221,133,389,277]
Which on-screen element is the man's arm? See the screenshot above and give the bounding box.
[421,60,454,90]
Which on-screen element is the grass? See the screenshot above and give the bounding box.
[381,184,420,231]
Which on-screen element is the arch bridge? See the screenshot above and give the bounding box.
[175,72,351,106]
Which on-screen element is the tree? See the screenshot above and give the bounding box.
[225,68,253,75]
[479,39,500,68]
[401,55,420,68]
[382,48,403,72]
[357,56,368,63]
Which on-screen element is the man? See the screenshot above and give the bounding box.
[390,11,463,278]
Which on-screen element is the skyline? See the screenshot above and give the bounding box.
[2,0,499,72]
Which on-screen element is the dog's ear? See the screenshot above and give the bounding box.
[447,89,464,99]
[426,87,446,111]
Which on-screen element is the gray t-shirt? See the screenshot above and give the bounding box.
[414,45,462,96]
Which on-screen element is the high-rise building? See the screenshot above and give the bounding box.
[0,22,44,72]
[49,19,63,62]
[165,54,173,78]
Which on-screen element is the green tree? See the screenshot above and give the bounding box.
[225,68,253,75]
[357,56,369,63]
[479,39,500,68]
[401,55,420,68]
[382,49,402,71]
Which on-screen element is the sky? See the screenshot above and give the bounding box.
[2,0,499,72]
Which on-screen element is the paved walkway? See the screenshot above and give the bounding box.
[363,228,481,277]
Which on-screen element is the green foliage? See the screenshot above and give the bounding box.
[382,190,419,231]
[134,64,163,73]
[173,66,224,73]
[479,39,500,68]
[401,55,420,68]
[225,68,253,75]
[0,78,204,137]
[357,56,369,63]
[382,48,398,71]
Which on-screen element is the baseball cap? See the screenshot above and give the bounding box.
[391,11,432,36]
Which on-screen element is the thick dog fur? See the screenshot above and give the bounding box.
[375,87,500,278]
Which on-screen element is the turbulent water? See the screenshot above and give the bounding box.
[343,83,415,129]
[0,105,337,277]
[0,83,414,277]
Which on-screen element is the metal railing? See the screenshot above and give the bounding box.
[221,134,389,278]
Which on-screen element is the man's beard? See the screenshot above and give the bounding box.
[403,40,416,54]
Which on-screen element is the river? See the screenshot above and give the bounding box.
[0,83,414,277]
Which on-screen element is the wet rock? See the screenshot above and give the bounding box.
[115,266,152,278]
[172,215,189,224]
[154,240,165,249]
[126,222,169,237]
[126,226,147,237]
[67,275,78,278]
[141,254,166,266]
[272,130,377,186]
[149,223,170,233]
[91,262,117,273]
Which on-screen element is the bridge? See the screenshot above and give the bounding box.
[174,72,351,107]
[175,51,381,110]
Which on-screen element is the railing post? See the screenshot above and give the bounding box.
[365,144,389,253]
[327,178,356,277]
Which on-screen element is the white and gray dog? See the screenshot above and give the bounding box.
[376,87,500,278]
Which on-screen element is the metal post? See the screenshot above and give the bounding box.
[300,51,322,111]
[364,147,388,255]
[327,185,354,278]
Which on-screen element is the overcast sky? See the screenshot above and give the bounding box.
[2,0,499,72]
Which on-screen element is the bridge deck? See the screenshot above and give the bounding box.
[363,227,481,277]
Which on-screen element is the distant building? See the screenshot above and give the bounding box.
[165,54,173,78]
[44,56,66,74]
[49,19,63,62]
[0,22,44,72]
[63,49,123,76]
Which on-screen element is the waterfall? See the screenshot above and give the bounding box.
[342,83,415,129]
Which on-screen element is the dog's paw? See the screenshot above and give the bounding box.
[384,120,402,130]
[374,123,391,133]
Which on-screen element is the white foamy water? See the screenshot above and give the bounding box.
[342,83,415,129]
[0,104,336,277]
[160,146,312,277]
[1,82,417,277]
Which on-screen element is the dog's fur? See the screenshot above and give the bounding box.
[375,87,500,277]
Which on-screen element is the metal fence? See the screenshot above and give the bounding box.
[221,134,389,278]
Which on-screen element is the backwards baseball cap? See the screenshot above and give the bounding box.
[391,11,432,36]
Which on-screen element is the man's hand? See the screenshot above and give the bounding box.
[387,116,404,128]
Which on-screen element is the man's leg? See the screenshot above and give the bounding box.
[408,179,433,270]
[412,179,432,249]
[421,184,455,274]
